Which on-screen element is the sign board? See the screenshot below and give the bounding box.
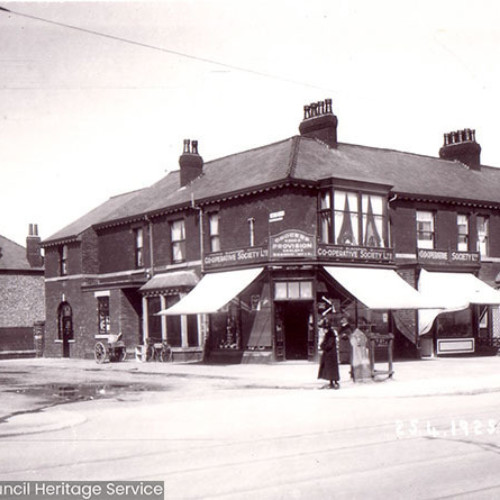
[318,244,394,264]
[204,246,268,270]
[270,230,316,259]
[418,249,480,265]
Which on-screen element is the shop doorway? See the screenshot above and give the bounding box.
[282,302,311,360]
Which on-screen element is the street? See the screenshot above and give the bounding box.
[1,358,500,499]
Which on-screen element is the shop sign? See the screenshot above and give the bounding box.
[317,244,394,263]
[270,230,316,259]
[418,249,480,265]
[204,246,268,269]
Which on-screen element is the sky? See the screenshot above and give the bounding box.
[1,0,500,246]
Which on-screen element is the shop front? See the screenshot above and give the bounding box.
[417,264,500,356]
[160,229,434,363]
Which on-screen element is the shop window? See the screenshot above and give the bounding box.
[187,315,199,347]
[362,195,384,247]
[457,214,469,251]
[171,219,186,263]
[436,309,472,338]
[416,211,435,249]
[97,296,110,336]
[274,281,313,300]
[476,215,489,257]
[319,191,332,243]
[334,191,359,245]
[165,295,182,347]
[147,296,162,340]
[134,228,144,268]
[59,245,68,276]
[208,213,221,252]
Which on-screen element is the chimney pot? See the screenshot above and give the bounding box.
[299,98,338,148]
[439,128,481,169]
[179,139,203,187]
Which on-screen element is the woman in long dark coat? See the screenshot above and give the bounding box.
[318,322,340,389]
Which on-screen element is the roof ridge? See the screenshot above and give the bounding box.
[0,233,25,249]
[203,136,295,166]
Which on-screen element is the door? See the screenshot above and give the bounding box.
[58,302,73,358]
[283,302,311,360]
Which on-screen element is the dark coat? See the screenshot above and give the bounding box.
[318,328,340,382]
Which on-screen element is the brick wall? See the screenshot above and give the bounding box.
[0,274,44,327]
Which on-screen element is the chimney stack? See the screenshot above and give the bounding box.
[179,139,203,187]
[26,223,43,268]
[299,98,338,148]
[439,128,481,170]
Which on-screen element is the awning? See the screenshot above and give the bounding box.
[159,267,264,315]
[418,270,500,335]
[323,266,432,310]
[139,270,199,292]
[419,269,500,306]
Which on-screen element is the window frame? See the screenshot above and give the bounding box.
[97,296,110,336]
[171,219,186,263]
[208,212,221,252]
[457,214,469,252]
[134,227,144,269]
[476,215,489,257]
[59,244,68,276]
[416,210,435,249]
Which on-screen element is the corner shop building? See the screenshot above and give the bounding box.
[41,100,500,361]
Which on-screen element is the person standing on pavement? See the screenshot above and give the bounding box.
[317,316,340,389]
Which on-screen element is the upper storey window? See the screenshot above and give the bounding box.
[334,191,359,245]
[134,228,144,268]
[416,211,435,249]
[171,219,186,263]
[319,190,386,247]
[208,213,221,252]
[457,214,469,251]
[477,215,489,257]
[59,245,68,276]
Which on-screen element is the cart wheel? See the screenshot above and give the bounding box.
[119,347,127,362]
[94,342,107,364]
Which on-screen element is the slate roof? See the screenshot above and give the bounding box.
[0,235,40,271]
[43,135,500,244]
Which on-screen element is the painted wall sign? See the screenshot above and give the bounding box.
[204,246,268,269]
[317,244,394,263]
[418,249,480,265]
[270,230,316,259]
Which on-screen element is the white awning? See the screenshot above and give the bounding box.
[419,269,500,306]
[323,266,432,310]
[418,270,500,335]
[159,267,264,315]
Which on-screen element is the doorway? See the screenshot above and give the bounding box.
[282,302,311,360]
[58,302,73,358]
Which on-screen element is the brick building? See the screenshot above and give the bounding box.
[41,99,500,361]
[0,225,45,357]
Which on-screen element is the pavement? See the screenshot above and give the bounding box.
[1,354,500,437]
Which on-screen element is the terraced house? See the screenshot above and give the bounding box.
[41,99,500,362]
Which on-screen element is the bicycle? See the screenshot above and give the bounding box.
[135,339,172,362]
